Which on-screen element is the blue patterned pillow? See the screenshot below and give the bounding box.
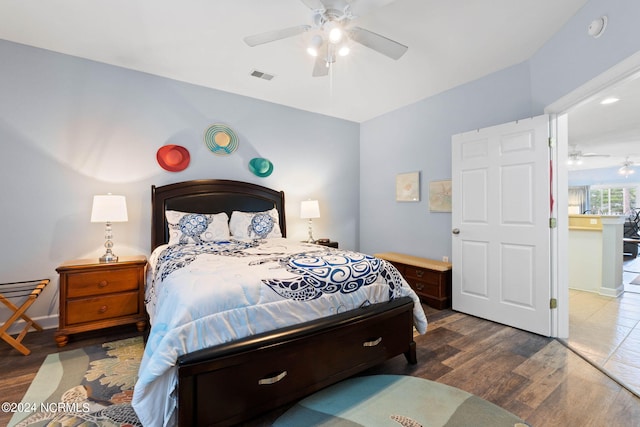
[166,210,230,245]
[229,209,282,239]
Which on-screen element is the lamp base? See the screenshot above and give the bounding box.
[306,219,315,244]
[99,252,118,263]
[99,230,118,263]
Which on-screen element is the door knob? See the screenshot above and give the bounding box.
[452,228,460,235]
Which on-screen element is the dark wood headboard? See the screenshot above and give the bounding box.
[151,179,286,250]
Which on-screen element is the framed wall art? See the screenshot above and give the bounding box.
[429,180,452,212]
[396,172,420,202]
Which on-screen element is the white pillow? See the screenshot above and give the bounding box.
[229,208,282,239]
[166,210,230,245]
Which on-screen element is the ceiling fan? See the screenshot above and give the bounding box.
[619,157,636,177]
[243,0,408,77]
[567,147,610,165]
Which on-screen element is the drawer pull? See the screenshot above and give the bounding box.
[98,280,108,288]
[258,370,287,385]
[416,283,424,291]
[98,305,108,314]
[415,270,424,278]
[363,337,382,347]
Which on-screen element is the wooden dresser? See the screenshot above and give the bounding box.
[55,255,147,346]
[375,252,452,309]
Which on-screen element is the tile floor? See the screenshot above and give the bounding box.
[565,255,640,397]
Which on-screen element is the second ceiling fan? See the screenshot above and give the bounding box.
[568,147,610,165]
[243,0,408,77]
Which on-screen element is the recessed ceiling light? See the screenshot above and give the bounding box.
[600,97,619,105]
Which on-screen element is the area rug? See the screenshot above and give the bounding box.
[9,336,143,427]
[274,375,529,427]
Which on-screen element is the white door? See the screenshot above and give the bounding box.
[451,115,552,336]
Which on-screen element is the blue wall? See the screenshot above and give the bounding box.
[0,40,359,325]
[360,0,640,260]
[569,166,640,186]
[530,0,640,111]
[359,62,532,258]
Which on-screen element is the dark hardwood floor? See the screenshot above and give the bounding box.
[2,305,640,427]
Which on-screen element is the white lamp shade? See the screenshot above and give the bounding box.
[91,195,128,222]
[300,200,320,219]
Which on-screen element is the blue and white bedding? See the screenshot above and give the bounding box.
[132,238,428,427]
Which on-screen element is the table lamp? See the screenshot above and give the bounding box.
[91,194,128,262]
[300,200,320,243]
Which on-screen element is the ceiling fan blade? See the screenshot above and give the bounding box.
[346,0,396,18]
[244,25,311,47]
[300,0,326,11]
[348,26,408,60]
[582,152,610,157]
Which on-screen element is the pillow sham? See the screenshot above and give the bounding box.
[166,210,230,245]
[229,208,282,239]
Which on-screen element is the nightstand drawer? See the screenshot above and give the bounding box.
[406,278,440,296]
[67,268,140,298]
[66,291,140,325]
[404,267,440,284]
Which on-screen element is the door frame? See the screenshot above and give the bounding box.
[544,50,640,339]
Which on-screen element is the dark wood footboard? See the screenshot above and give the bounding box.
[177,297,417,426]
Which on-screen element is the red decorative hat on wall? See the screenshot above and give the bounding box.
[157,145,190,172]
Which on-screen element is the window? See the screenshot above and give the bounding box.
[589,184,638,215]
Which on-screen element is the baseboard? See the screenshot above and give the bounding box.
[599,285,624,298]
[6,314,58,335]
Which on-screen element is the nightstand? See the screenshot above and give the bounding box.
[375,252,452,309]
[55,255,147,347]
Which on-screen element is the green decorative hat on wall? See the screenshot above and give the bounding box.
[249,157,274,177]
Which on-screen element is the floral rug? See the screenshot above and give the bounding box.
[10,337,143,427]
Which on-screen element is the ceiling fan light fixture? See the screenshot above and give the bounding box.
[567,157,583,166]
[619,159,635,177]
[338,43,350,56]
[619,166,635,177]
[326,22,344,44]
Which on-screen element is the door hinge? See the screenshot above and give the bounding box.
[548,137,555,147]
[550,298,558,309]
[549,218,557,228]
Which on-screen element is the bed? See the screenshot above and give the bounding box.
[132,179,428,426]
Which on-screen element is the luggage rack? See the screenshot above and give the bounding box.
[0,279,50,355]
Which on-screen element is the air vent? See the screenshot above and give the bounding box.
[250,69,275,81]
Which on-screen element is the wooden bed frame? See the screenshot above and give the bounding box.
[150,179,418,426]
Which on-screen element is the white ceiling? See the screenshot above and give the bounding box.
[566,72,640,172]
[1,0,637,171]
[0,0,589,123]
